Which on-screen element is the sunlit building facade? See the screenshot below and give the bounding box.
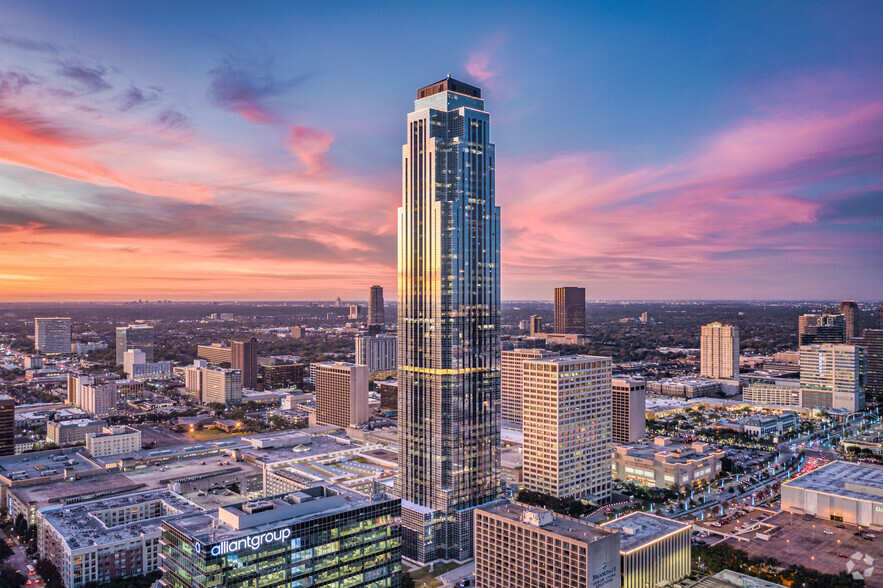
[396,76,501,562]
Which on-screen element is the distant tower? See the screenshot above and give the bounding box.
[528,315,542,336]
[34,317,71,355]
[700,322,739,380]
[115,323,154,365]
[231,336,258,389]
[368,285,385,328]
[554,287,586,334]
[879,302,883,329]
[840,300,859,340]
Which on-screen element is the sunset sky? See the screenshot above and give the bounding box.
[0,1,881,301]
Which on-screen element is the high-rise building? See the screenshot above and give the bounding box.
[231,336,258,389]
[0,394,14,456]
[799,344,866,412]
[700,322,739,380]
[474,501,620,588]
[860,329,882,399]
[369,285,385,327]
[314,362,369,428]
[115,323,154,365]
[601,512,692,588]
[79,381,118,417]
[197,343,233,365]
[500,348,559,424]
[355,334,397,378]
[798,313,820,342]
[522,355,612,501]
[396,76,501,563]
[612,377,646,444]
[34,317,71,355]
[554,287,586,334]
[202,367,242,405]
[529,315,541,336]
[878,302,883,329]
[348,304,361,320]
[840,300,860,340]
[799,313,846,346]
[161,486,402,588]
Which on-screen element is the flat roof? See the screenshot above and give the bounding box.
[0,448,100,480]
[40,489,202,550]
[243,434,362,466]
[478,500,615,545]
[601,512,690,553]
[782,460,883,502]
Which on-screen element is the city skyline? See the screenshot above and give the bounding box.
[0,1,881,302]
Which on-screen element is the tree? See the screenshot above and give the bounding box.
[13,514,26,538]
[0,541,13,564]
[0,567,27,588]
[401,572,415,588]
[35,559,63,588]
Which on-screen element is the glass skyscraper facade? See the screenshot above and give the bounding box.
[396,77,501,562]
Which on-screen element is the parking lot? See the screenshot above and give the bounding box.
[723,511,883,579]
[137,424,193,448]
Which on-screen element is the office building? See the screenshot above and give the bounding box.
[85,425,141,457]
[39,489,202,588]
[348,304,361,320]
[259,360,305,390]
[355,334,397,378]
[799,344,866,412]
[0,394,13,457]
[123,349,173,380]
[612,437,724,489]
[799,313,846,345]
[522,355,612,501]
[46,419,107,446]
[782,461,883,527]
[197,343,233,365]
[369,285,385,328]
[184,362,205,398]
[645,377,722,398]
[798,313,820,343]
[700,322,739,380]
[500,348,559,424]
[601,512,691,588]
[612,377,646,444]
[79,381,117,417]
[378,381,398,411]
[862,329,883,399]
[554,287,586,334]
[474,501,620,588]
[396,76,501,563]
[231,336,258,389]
[742,378,801,406]
[115,323,154,365]
[161,486,402,588]
[34,317,71,355]
[528,315,541,336]
[24,355,43,369]
[879,302,883,329]
[314,362,369,428]
[840,300,860,340]
[202,367,242,405]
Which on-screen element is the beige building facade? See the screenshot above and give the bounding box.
[700,322,739,380]
[612,437,723,489]
[501,348,559,424]
[522,355,612,501]
[612,377,646,444]
[314,362,369,428]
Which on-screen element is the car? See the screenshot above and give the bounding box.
[836,524,846,528]
[823,530,834,535]
[838,553,850,558]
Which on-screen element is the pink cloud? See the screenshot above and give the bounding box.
[287,125,334,174]
[465,37,504,83]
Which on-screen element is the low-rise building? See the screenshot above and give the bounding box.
[474,500,620,588]
[646,377,723,399]
[38,489,203,588]
[740,411,798,438]
[46,419,107,446]
[743,378,801,406]
[781,460,883,527]
[612,437,724,489]
[85,426,142,457]
[601,512,691,588]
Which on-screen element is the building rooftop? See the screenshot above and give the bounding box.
[243,433,361,466]
[782,460,883,502]
[601,512,690,553]
[40,489,202,550]
[617,438,722,463]
[165,485,396,543]
[0,447,100,481]
[478,500,616,545]
[417,77,480,99]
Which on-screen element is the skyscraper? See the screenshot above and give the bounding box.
[862,329,882,399]
[522,355,612,501]
[799,313,846,345]
[799,344,866,412]
[840,300,860,340]
[700,322,739,380]
[612,377,646,444]
[878,302,883,329]
[529,315,541,336]
[396,76,501,563]
[34,317,71,355]
[554,286,586,334]
[115,323,154,365]
[500,348,559,424]
[369,285,385,328]
[231,336,258,389]
[314,361,369,428]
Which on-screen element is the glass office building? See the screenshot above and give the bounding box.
[160,486,402,588]
[396,76,502,562]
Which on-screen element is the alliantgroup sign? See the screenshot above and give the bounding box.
[197,528,293,556]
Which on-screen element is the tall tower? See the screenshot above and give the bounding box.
[840,300,859,340]
[115,323,154,365]
[368,285,385,328]
[396,76,501,563]
[700,322,740,380]
[554,286,586,334]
